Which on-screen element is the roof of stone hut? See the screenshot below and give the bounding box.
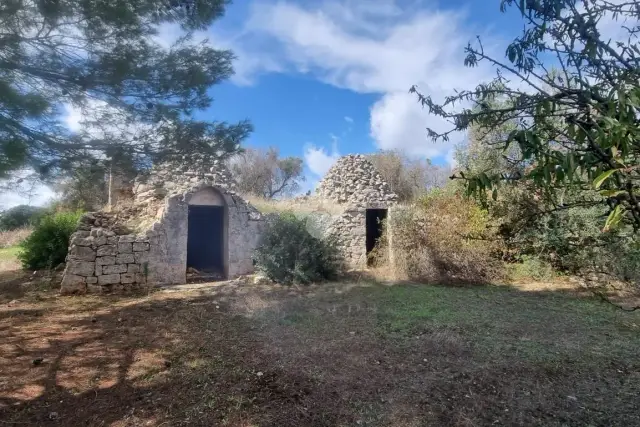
[315,154,398,205]
[134,154,237,204]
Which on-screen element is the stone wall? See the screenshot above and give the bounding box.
[61,213,151,294]
[143,182,265,285]
[311,155,398,269]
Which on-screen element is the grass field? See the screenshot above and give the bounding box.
[1,275,639,426]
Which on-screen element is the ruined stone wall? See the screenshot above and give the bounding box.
[61,213,151,294]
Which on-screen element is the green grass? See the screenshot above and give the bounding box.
[0,246,20,259]
[274,282,640,366]
[370,284,640,362]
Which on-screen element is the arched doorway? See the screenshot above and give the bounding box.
[187,187,228,280]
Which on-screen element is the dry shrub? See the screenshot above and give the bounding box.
[373,188,503,283]
[0,227,33,248]
[243,195,346,216]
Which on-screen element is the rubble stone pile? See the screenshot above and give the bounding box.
[315,154,398,206]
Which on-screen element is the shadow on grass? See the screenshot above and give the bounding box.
[0,279,639,427]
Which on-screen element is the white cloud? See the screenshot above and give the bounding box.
[370,91,463,159]
[344,116,354,123]
[1,185,55,209]
[304,138,340,178]
[242,1,497,164]
[1,171,56,210]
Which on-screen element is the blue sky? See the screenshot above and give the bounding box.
[190,0,524,188]
[3,0,531,207]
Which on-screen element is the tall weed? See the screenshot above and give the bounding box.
[372,187,503,283]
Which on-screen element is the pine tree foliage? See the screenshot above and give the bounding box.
[0,0,251,179]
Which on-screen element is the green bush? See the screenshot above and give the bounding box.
[18,211,83,270]
[253,212,341,284]
[0,205,47,230]
[506,255,556,281]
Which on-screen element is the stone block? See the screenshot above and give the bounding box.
[117,242,133,253]
[92,236,107,247]
[97,245,117,256]
[98,274,121,285]
[102,264,127,275]
[66,260,95,276]
[72,230,91,239]
[135,273,147,285]
[107,236,118,245]
[120,273,136,284]
[68,245,96,261]
[127,264,140,274]
[134,251,149,264]
[96,256,116,266]
[87,284,105,294]
[119,235,136,243]
[86,276,98,284]
[132,242,149,252]
[60,274,86,294]
[116,253,135,264]
[90,228,104,238]
[71,236,93,246]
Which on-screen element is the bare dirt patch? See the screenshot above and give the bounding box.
[0,280,639,426]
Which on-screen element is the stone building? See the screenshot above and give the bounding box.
[311,154,398,268]
[59,152,397,293]
[60,154,266,294]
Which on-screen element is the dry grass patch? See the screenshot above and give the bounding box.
[243,195,347,216]
[0,227,32,248]
[0,280,639,426]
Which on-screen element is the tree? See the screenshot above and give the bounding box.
[0,204,46,230]
[367,150,450,202]
[228,147,304,199]
[412,0,640,232]
[0,0,251,181]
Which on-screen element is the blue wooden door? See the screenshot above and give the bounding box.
[187,205,224,274]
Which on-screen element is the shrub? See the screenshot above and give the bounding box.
[253,212,341,284]
[373,186,503,283]
[506,255,556,282]
[18,211,83,270]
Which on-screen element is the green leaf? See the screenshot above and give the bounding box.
[599,189,625,197]
[593,169,620,190]
[603,204,623,232]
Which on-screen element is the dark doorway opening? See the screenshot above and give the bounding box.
[366,208,387,266]
[187,205,225,280]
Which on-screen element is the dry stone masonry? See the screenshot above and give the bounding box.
[311,154,398,269]
[59,152,396,293]
[61,154,266,294]
[134,154,236,208]
[61,212,151,294]
[316,154,397,207]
